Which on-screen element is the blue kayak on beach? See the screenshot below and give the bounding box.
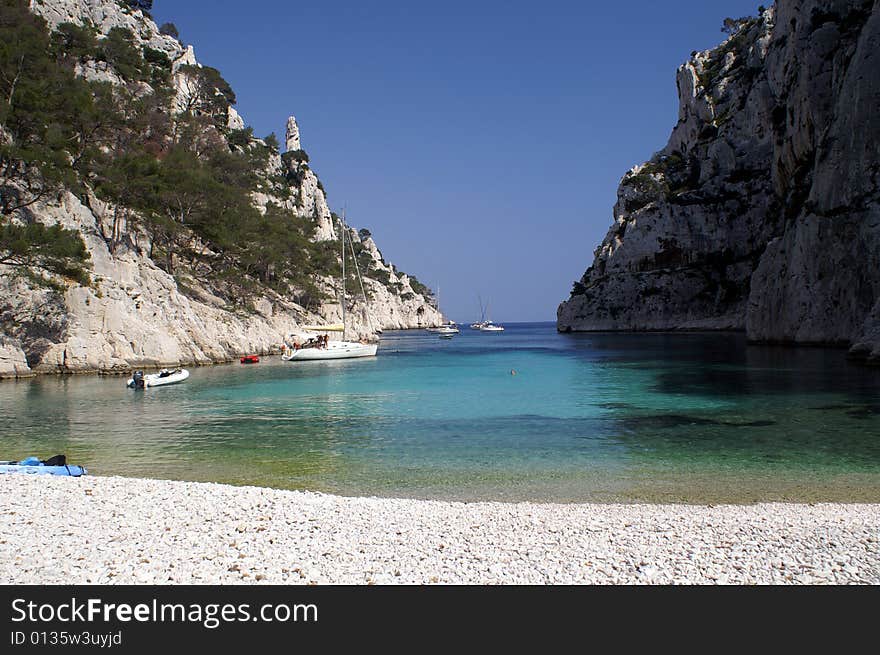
[0,455,87,477]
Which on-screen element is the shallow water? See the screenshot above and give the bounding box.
[2,323,880,502]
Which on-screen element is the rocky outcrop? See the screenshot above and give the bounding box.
[0,0,441,377]
[0,337,31,379]
[558,0,880,361]
[285,116,301,151]
[31,0,181,57]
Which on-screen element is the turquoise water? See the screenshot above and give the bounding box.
[2,323,880,502]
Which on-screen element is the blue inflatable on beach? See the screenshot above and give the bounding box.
[0,455,87,477]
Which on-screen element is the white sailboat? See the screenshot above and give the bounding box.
[478,301,504,332]
[282,211,378,361]
[480,322,504,332]
[426,285,459,334]
[470,296,488,329]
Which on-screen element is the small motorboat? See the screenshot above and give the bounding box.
[240,355,260,364]
[480,322,505,332]
[0,455,87,477]
[127,368,190,389]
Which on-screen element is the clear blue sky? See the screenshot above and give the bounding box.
[153,0,761,323]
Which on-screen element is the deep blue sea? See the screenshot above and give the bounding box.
[2,323,880,502]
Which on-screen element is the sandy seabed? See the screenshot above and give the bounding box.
[1,475,877,584]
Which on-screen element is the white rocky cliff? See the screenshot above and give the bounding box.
[0,0,442,378]
[557,0,880,362]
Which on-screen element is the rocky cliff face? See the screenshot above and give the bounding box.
[0,0,441,378]
[558,0,880,362]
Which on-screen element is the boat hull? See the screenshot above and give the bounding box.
[282,342,378,361]
[0,464,87,477]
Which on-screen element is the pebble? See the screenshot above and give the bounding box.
[1,475,877,584]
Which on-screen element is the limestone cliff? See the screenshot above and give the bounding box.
[558,0,880,362]
[0,0,441,378]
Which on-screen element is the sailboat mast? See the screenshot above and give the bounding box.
[341,209,346,341]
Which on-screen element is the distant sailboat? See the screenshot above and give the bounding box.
[480,322,504,332]
[470,295,488,329]
[426,284,459,334]
[478,300,504,332]
[282,210,378,361]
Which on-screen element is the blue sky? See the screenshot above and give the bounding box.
[152,0,761,323]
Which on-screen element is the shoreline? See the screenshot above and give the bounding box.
[2,475,877,584]
[0,326,436,380]
[6,327,877,380]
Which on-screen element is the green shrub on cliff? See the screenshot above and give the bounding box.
[408,275,433,301]
[97,27,145,80]
[158,22,179,39]
[283,149,310,165]
[0,221,91,286]
[698,15,761,92]
[50,22,98,63]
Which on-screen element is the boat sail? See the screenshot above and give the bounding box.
[282,211,378,361]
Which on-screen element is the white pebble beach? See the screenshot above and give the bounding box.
[1,475,878,584]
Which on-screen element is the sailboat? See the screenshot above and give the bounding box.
[470,295,488,329]
[478,300,504,332]
[480,322,504,332]
[426,285,459,334]
[282,211,378,361]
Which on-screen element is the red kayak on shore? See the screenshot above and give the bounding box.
[240,355,260,364]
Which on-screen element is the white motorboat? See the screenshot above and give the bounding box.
[282,210,379,362]
[127,368,189,389]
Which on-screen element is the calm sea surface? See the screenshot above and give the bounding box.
[2,323,880,502]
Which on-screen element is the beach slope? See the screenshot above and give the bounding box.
[1,475,877,584]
